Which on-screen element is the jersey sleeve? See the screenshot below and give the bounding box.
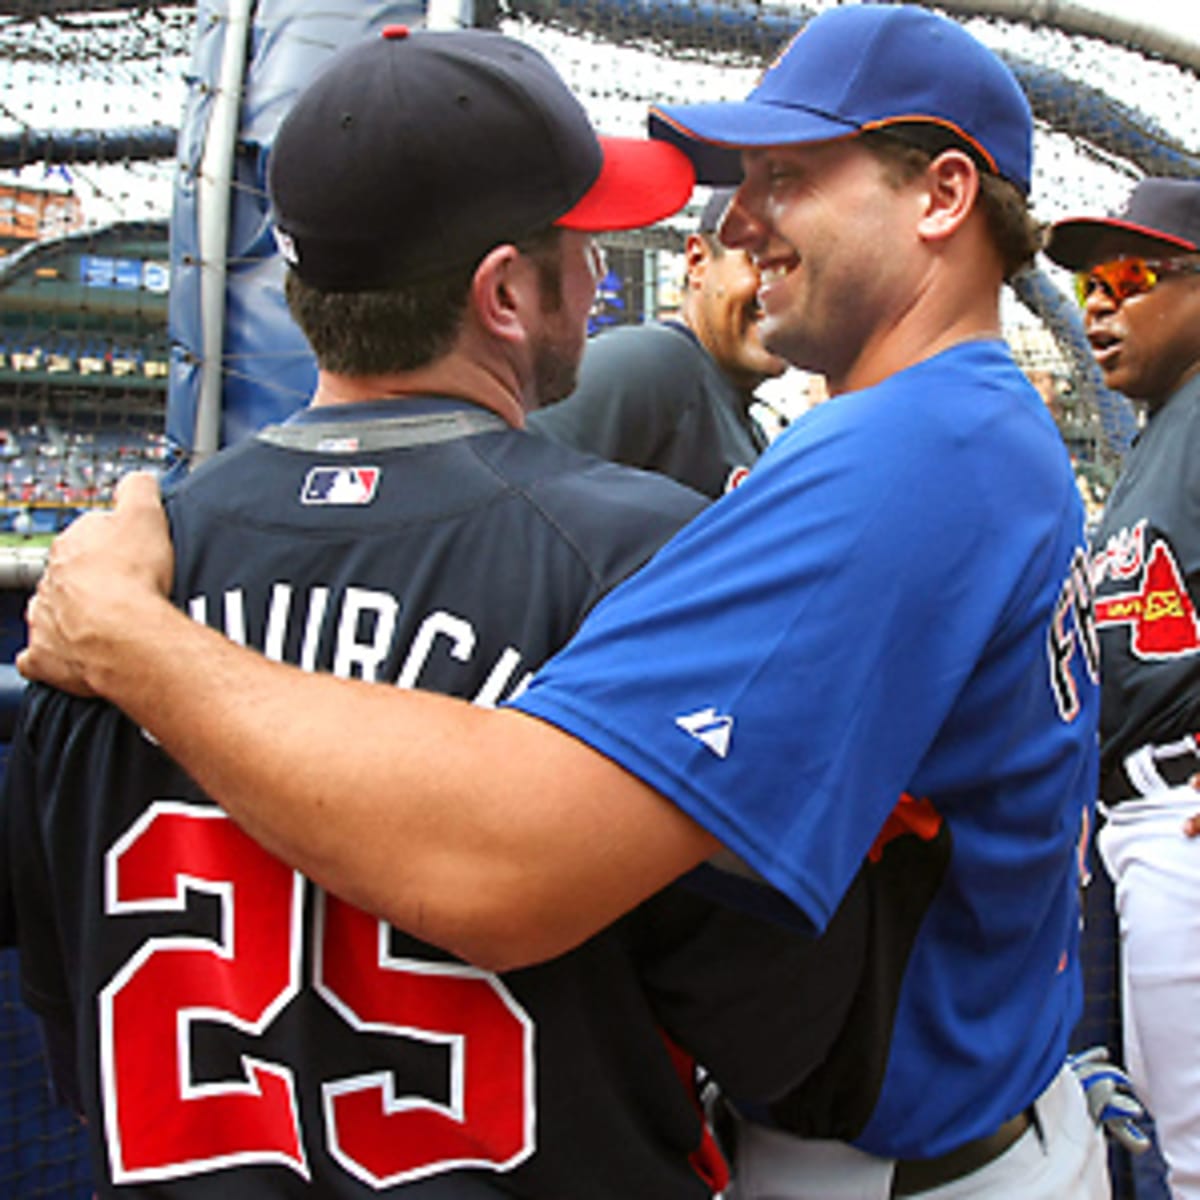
[4,687,75,1015]
[0,760,14,948]
[0,664,27,946]
[513,364,1077,930]
[526,454,708,605]
[2,690,38,950]
[2,686,84,1110]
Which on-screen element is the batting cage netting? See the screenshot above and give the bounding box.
[0,0,1196,1195]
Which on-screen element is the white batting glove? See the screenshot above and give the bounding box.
[1069,1046,1151,1155]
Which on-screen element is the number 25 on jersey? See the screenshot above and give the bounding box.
[101,802,536,1188]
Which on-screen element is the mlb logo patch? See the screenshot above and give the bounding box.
[301,465,380,506]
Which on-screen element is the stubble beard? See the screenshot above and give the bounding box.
[532,332,582,409]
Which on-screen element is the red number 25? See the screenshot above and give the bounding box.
[100,802,535,1187]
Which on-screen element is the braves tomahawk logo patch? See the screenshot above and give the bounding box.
[1092,521,1200,659]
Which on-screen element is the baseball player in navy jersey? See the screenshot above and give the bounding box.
[20,6,1110,1198]
[529,187,786,498]
[0,28,763,1198]
[1047,178,1200,1199]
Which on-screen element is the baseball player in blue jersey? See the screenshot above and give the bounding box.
[1047,178,1200,1199]
[20,6,1109,1198]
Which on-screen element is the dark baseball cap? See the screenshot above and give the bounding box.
[648,4,1032,195]
[269,26,695,291]
[1045,178,1200,270]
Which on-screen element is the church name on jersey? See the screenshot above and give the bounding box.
[1091,519,1200,659]
[187,584,533,707]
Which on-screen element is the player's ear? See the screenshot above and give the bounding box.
[471,243,538,346]
[683,232,713,290]
[916,149,979,243]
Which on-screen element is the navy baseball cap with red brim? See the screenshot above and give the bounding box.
[648,4,1032,194]
[1046,178,1200,270]
[270,26,695,292]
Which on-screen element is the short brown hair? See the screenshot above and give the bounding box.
[285,228,567,375]
[285,265,474,376]
[858,126,1043,279]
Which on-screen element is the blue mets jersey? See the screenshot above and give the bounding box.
[514,342,1100,1158]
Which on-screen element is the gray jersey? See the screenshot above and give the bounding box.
[529,322,767,499]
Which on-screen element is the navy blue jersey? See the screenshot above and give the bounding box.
[2,398,735,1198]
[1090,375,1200,791]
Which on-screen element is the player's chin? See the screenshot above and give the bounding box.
[756,344,790,378]
[1097,359,1140,399]
[743,320,785,370]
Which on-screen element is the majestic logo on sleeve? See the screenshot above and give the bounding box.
[1091,521,1200,659]
[300,466,380,506]
[675,707,734,758]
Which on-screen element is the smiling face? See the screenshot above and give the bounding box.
[1080,241,1200,408]
[718,138,927,394]
[682,233,787,398]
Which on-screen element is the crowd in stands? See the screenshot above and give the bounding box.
[0,423,167,531]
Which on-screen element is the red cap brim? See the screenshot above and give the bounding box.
[557,136,695,232]
[1046,215,1199,271]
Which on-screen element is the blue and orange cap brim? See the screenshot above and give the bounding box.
[649,103,1009,191]
[649,101,860,184]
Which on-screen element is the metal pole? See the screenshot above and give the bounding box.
[194,0,254,464]
[902,0,1200,74]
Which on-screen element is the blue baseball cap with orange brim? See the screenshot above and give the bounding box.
[648,4,1032,195]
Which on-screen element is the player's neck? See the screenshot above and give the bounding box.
[310,366,525,428]
[832,273,1002,397]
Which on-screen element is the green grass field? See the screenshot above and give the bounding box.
[0,533,54,550]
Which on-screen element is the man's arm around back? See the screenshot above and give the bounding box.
[20,473,719,971]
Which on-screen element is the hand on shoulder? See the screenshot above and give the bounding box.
[17,471,174,697]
